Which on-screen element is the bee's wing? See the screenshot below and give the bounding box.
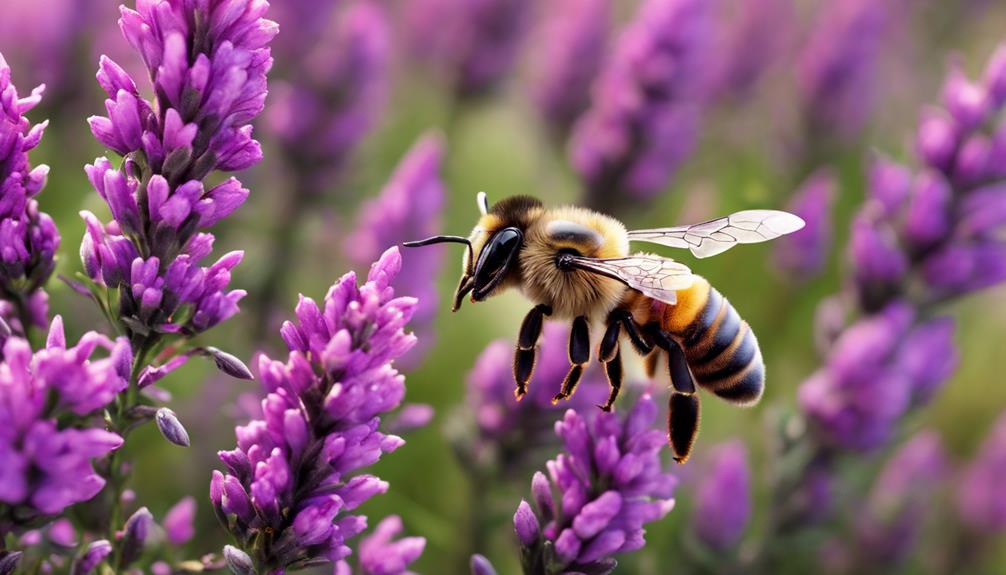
[563,254,694,305]
[628,210,805,258]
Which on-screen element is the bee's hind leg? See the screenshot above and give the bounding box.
[513,304,551,400]
[661,334,699,464]
[552,316,590,404]
[597,314,623,412]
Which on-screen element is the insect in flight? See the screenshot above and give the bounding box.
[404,193,804,462]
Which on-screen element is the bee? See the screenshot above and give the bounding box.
[405,193,804,462]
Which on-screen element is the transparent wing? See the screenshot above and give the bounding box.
[628,210,806,258]
[563,254,694,305]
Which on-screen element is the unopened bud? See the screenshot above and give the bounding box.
[119,507,153,567]
[204,347,254,380]
[0,551,22,575]
[223,546,255,575]
[71,540,112,575]
[156,408,191,447]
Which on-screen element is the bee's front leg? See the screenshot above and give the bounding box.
[552,316,590,404]
[513,304,551,400]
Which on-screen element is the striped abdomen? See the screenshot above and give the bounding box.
[661,277,764,405]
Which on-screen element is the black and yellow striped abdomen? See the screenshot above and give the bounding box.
[661,277,764,405]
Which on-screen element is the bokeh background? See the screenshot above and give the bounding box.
[3,0,1006,572]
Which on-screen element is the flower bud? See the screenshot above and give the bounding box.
[916,108,958,172]
[470,554,498,575]
[204,347,254,380]
[156,408,191,447]
[223,545,255,575]
[71,540,112,575]
[0,552,22,575]
[513,500,541,546]
[120,507,153,567]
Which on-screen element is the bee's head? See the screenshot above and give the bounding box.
[404,192,541,310]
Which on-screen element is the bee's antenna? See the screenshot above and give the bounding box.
[477,191,489,216]
[402,235,475,275]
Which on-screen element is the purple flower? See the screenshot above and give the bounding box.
[704,0,793,101]
[798,0,889,138]
[0,317,129,532]
[343,515,426,575]
[81,0,277,338]
[163,496,196,546]
[0,0,87,94]
[462,322,606,471]
[855,431,948,565]
[570,0,710,209]
[529,0,610,136]
[404,0,532,97]
[213,248,417,571]
[957,413,1006,533]
[774,170,836,280]
[469,554,497,575]
[71,540,113,575]
[691,441,752,550]
[346,133,446,367]
[267,0,390,186]
[0,53,58,334]
[514,395,676,574]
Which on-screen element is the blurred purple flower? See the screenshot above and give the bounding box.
[347,133,446,367]
[0,53,58,334]
[81,0,277,338]
[570,0,710,209]
[529,0,610,136]
[0,0,87,94]
[469,554,497,575]
[71,540,113,575]
[0,317,130,532]
[775,169,836,280]
[405,0,532,97]
[163,496,196,546]
[798,0,889,138]
[462,322,606,472]
[515,394,676,574]
[855,431,948,566]
[692,440,752,550]
[267,0,389,186]
[957,413,1006,533]
[704,0,793,101]
[213,248,421,571]
[384,403,435,435]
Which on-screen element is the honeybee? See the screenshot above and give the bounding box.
[405,193,804,462]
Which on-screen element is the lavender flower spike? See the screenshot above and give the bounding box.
[213,248,417,572]
[267,0,390,185]
[0,52,58,333]
[515,394,676,574]
[692,440,752,550]
[570,0,709,210]
[774,170,836,281]
[404,0,531,97]
[529,0,610,136]
[347,515,426,575]
[82,0,277,338]
[347,133,446,367]
[0,317,130,533]
[957,413,1006,533]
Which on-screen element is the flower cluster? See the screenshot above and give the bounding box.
[0,53,58,333]
[404,0,531,97]
[798,43,1006,452]
[798,0,890,138]
[212,248,423,572]
[81,0,277,338]
[347,133,446,367]
[704,0,791,102]
[0,317,130,533]
[529,0,610,137]
[691,440,752,551]
[267,0,389,185]
[459,322,606,473]
[511,395,676,575]
[570,0,709,209]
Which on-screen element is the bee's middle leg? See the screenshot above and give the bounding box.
[597,313,623,412]
[513,304,552,400]
[552,315,590,403]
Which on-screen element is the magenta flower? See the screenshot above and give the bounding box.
[346,133,446,367]
[0,52,58,333]
[81,0,277,338]
[570,0,710,209]
[514,394,676,574]
[958,413,1006,533]
[163,496,196,546]
[212,248,423,571]
[0,317,130,533]
[336,515,426,575]
[774,170,836,281]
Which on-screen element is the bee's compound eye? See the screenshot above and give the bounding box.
[546,220,603,251]
[473,227,522,298]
